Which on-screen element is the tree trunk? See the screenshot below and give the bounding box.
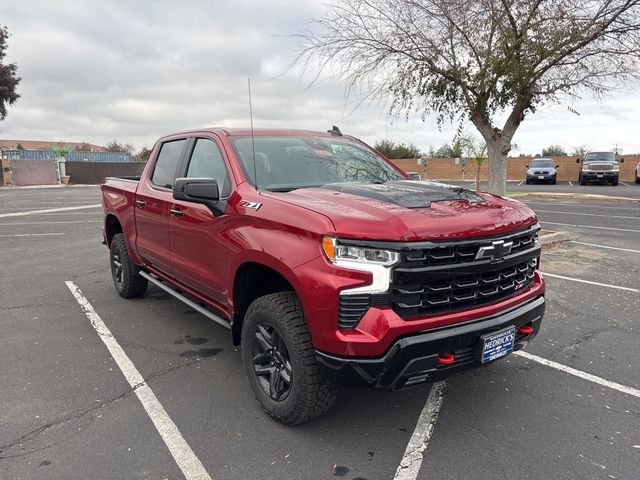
[486,139,508,195]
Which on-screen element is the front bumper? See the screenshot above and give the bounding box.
[316,295,545,390]
[582,171,618,180]
[526,173,556,182]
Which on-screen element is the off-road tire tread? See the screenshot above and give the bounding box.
[242,292,337,425]
[110,233,147,298]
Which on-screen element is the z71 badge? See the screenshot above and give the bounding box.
[239,200,262,210]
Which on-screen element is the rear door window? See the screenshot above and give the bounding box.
[151,139,187,189]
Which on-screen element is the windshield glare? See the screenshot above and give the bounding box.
[230,136,405,191]
[584,152,616,162]
[531,159,554,168]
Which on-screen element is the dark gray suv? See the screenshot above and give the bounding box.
[526,158,558,184]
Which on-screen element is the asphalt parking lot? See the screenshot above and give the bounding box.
[1,184,639,480]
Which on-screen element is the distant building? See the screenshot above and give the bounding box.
[0,139,107,152]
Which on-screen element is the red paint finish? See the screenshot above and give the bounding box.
[102,127,545,358]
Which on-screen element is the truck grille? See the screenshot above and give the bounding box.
[391,258,537,318]
[587,163,612,171]
[337,225,540,328]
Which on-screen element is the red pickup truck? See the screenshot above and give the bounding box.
[102,127,545,424]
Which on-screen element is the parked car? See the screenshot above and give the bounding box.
[406,171,422,180]
[635,161,640,184]
[101,127,546,424]
[525,158,558,184]
[577,151,623,185]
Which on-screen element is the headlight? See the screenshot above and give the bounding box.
[322,236,399,266]
[612,164,620,171]
[321,236,399,295]
[527,169,534,175]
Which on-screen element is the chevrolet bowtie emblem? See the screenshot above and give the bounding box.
[475,240,513,262]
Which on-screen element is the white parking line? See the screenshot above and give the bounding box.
[524,201,640,211]
[65,281,212,480]
[0,233,65,237]
[0,221,101,226]
[514,351,640,398]
[0,204,101,218]
[535,209,640,220]
[571,241,640,254]
[394,381,446,480]
[541,221,640,233]
[568,181,573,186]
[620,182,630,187]
[518,181,523,186]
[542,272,640,293]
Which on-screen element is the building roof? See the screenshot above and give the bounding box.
[0,139,107,152]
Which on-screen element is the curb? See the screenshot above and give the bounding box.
[539,230,571,247]
[509,192,639,203]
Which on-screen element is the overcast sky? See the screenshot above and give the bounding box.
[2,0,640,155]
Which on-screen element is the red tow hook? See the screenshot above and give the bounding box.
[437,353,455,365]
[518,325,534,335]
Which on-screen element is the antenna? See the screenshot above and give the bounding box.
[248,78,258,189]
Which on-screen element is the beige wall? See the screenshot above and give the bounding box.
[392,155,639,182]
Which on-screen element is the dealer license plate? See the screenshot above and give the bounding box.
[538,175,545,179]
[597,174,604,178]
[480,326,516,364]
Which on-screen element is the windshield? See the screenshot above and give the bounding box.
[230,136,405,191]
[584,152,616,163]
[531,159,554,168]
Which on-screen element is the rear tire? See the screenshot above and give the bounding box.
[241,292,337,425]
[635,175,640,184]
[525,179,530,185]
[110,233,147,298]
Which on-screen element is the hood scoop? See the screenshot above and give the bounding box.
[321,181,485,209]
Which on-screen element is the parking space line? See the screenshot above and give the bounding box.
[0,204,101,218]
[514,351,640,398]
[542,272,640,293]
[571,241,640,254]
[568,181,573,186]
[0,233,65,237]
[65,281,213,480]
[540,221,640,233]
[394,381,446,480]
[620,182,630,187]
[524,201,640,211]
[0,221,101,226]
[535,210,640,220]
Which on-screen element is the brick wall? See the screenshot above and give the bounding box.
[391,155,639,182]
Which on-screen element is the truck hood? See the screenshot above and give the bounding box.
[262,181,538,241]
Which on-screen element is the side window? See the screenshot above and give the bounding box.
[151,139,186,189]
[186,138,230,197]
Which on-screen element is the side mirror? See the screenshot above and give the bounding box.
[555,165,559,168]
[576,158,581,163]
[173,177,227,216]
[620,158,625,163]
[173,177,219,203]
[525,165,529,168]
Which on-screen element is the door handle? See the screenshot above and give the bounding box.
[135,199,146,208]
[169,208,184,217]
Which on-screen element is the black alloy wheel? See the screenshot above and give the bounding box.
[252,322,293,401]
[109,233,148,298]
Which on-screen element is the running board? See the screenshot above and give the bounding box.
[139,271,231,330]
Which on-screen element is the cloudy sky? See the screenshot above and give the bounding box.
[1,0,640,155]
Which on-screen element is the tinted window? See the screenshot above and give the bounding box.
[186,138,230,196]
[584,152,616,162]
[230,136,404,191]
[151,139,186,188]
[531,159,554,167]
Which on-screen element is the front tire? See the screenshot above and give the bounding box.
[611,177,619,186]
[110,233,147,298]
[579,173,587,186]
[241,292,337,425]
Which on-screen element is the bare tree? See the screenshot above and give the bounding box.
[570,145,589,156]
[458,134,487,191]
[296,0,640,194]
